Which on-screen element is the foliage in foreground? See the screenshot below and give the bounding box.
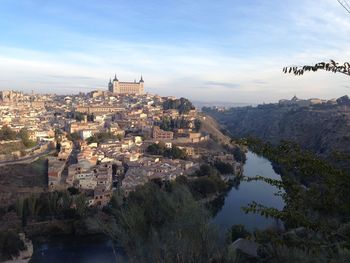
[15,191,87,226]
[0,230,25,261]
[240,138,350,259]
[92,182,226,263]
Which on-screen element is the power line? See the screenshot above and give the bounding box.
[337,0,350,15]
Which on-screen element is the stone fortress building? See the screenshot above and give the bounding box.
[108,74,144,95]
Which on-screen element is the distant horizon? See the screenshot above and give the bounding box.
[2,87,348,107]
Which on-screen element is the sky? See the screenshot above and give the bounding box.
[1,0,350,103]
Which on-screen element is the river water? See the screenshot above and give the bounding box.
[213,151,284,232]
[30,235,126,263]
[30,151,284,262]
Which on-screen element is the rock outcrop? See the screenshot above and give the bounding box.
[205,102,350,171]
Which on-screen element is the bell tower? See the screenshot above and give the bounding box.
[108,78,113,92]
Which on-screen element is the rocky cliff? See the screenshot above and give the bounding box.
[205,102,350,171]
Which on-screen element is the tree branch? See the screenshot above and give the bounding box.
[283,60,350,76]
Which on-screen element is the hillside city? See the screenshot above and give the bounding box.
[0,76,243,210]
[2,76,350,262]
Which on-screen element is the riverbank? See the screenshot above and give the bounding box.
[13,140,344,263]
[0,113,249,262]
[26,150,286,262]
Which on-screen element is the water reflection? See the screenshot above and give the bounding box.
[213,151,285,232]
[30,235,126,263]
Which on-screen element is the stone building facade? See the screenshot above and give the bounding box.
[108,75,144,95]
[152,126,174,140]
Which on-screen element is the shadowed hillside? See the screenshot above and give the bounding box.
[204,100,350,171]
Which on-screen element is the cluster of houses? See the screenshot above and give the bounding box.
[122,157,198,195]
[0,91,55,142]
[1,85,243,208]
[0,91,57,161]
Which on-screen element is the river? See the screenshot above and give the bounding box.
[213,151,285,232]
[30,151,284,262]
[30,235,126,263]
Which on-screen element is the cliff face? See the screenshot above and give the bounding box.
[206,104,350,170]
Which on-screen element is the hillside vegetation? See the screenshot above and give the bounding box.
[204,103,350,170]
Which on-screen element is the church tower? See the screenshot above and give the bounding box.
[108,78,113,92]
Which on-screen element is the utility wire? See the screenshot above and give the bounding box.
[337,0,350,15]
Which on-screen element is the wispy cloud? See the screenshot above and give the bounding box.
[204,81,240,89]
[0,0,349,103]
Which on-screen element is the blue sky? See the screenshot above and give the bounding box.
[1,0,350,103]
